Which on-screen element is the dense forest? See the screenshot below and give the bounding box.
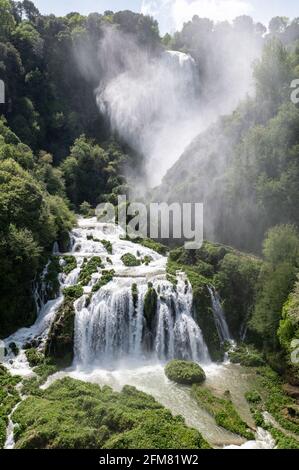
[0,0,299,452]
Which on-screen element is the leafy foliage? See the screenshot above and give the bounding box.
[12,377,211,449]
[192,386,254,440]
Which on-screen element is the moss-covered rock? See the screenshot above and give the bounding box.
[45,298,76,367]
[228,345,265,367]
[62,255,77,275]
[144,283,158,331]
[63,285,84,300]
[92,270,115,293]
[44,256,61,300]
[126,237,168,256]
[78,257,104,286]
[12,377,211,449]
[192,386,254,439]
[100,240,113,254]
[132,283,138,310]
[121,253,141,267]
[165,360,206,385]
[25,348,44,367]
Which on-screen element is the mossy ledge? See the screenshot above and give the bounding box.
[121,253,141,267]
[11,378,211,449]
[92,270,115,293]
[45,295,77,367]
[228,345,265,367]
[165,360,206,385]
[191,386,254,440]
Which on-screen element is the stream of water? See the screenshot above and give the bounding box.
[2,217,275,449]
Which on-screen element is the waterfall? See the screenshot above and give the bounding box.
[208,286,233,344]
[73,246,210,367]
[96,35,202,186]
[3,217,210,373]
[69,218,210,367]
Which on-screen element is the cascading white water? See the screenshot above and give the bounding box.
[72,220,210,367]
[3,216,209,373]
[208,286,233,344]
[2,217,276,450]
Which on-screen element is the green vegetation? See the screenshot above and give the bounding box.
[43,256,61,300]
[63,285,84,300]
[25,348,44,367]
[246,366,299,448]
[128,237,168,256]
[0,365,21,448]
[214,253,262,339]
[79,202,95,218]
[143,283,157,335]
[142,255,153,266]
[45,298,76,367]
[121,253,141,267]
[192,386,254,440]
[132,283,138,311]
[0,3,159,336]
[250,225,299,355]
[245,390,261,404]
[62,256,77,275]
[228,345,265,367]
[12,377,210,449]
[92,270,115,293]
[257,367,299,436]
[78,257,103,286]
[101,240,113,254]
[167,242,262,361]
[0,129,75,337]
[278,277,299,385]
[165,360,206,385]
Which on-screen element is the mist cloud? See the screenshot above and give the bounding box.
[141,0,254,33]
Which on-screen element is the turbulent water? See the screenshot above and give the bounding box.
[72,218,210,367]
[2,217,275,449]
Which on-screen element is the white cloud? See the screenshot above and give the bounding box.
[141,0,254,33]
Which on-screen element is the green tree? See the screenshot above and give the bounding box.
[0,0,15,41]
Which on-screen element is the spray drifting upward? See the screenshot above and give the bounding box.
[96,28,201,187]
[93,24,262,189]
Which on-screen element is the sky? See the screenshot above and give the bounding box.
[32,0,299,33]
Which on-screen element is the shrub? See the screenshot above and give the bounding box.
[78,257,103,286]
[92,270,115,293]
[25,348,44,367]
[63,285,84,300]
[62,255,77,275]
[121,253,141,267]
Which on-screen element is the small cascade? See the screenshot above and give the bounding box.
[74,272,210,368]
[208,286,233,344]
